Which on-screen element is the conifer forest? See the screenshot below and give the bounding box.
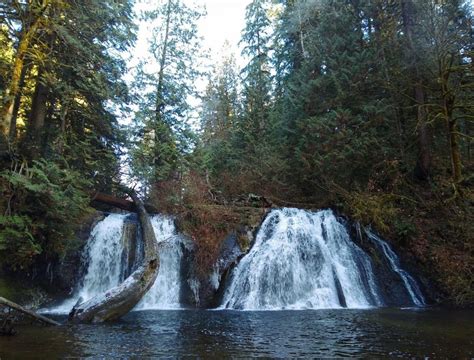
[0,1,473,357]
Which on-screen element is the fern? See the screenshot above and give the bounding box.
[0,160,92,270]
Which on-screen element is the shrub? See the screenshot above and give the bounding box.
[0,159,92,270]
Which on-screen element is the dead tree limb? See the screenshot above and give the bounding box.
[0,297,60,326]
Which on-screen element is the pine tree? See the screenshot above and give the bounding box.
[0,0,136,269]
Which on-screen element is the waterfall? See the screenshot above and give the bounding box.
[45,207,425,313]
[135,215,183,310]
[220,208,383,310]
[47,213,184,313]
[78,214,133,301]
[47,213,129,313]
[365,230,425,306]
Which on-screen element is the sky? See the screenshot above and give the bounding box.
[132,0,250,69]
[123,0,251,123]
[199,0,249,57]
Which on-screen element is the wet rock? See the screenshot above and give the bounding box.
[183,225,257,308]
[53,211,105,293]
[0,317,16,336]
[179,235,197,307]
[120,215,142,279]
[350,222,431,306]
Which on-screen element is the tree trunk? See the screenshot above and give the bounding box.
[413,85,431,180]
[155,0,173,121]
[90,191,159,214]
[440,51,463,185]
[1,19,41,137]
[40,97,57,157]
[401,0,432,180]
[68,191,159,323]
[29,68,49,132]
[448,119,462,183]
[56,100,69,154]
[8,62,29,142]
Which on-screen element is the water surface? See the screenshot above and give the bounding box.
[1,308,472,358]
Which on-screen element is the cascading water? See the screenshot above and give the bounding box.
[46,207,424,314]
[365,230,425,306]
[136,215,183,310]
[47,213,129,313]
[47,213,184,313]
[220,208,383,310]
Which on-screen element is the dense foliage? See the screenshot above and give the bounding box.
[199,0,473,200]
[194,0,473,305]
[0,0,135,271]
[129,0,205,199]
[0,160,90,269]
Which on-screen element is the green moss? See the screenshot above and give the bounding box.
[237,232,251,252]
[0,277,49,306]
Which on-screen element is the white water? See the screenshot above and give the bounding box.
[220,208,383,310]
[46,208,425,314]
[46,214,128,313]
[136,215,183,310]
[366,230,425,306]
[46,213,184,314]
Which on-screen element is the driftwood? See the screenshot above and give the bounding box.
[68,191,159,323]
[90,191,159,214]
[0,296,60,326]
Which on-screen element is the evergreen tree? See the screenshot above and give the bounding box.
[0,0,136,269]
[239,0,273,155]
[199,45,241,188]
[130,0,205,196]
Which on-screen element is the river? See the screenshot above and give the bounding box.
[1,308,472,358]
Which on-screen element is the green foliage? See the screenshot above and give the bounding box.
[393,219,417,240]
[193,0,474,305]
[344,192,399,233]
[0,215,39,262]
[129,0,205,191]
[0,160,91,270]
[0,0,134,272]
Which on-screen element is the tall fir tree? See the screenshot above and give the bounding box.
[130,0,205,197]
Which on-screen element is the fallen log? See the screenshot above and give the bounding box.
[0,296,60,326]
[69,190,159,323]
[90,191,159,214]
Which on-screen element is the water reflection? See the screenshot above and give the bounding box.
[1,308,472,358]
